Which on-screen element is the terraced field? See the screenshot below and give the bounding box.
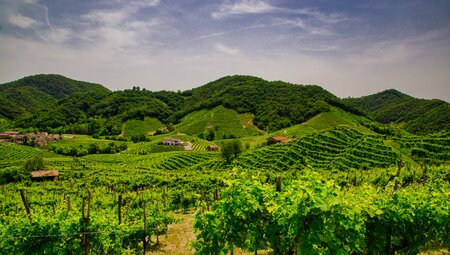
[397,132,450,164]
[238,127,399,171]
[0,143,58,169]
[175,106,263,139]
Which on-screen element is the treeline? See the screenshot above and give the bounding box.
[1,74,364,134]
[49,142,128,157]
[2,74,448,135]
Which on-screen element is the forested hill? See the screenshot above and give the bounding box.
[175,75,363,131]
[0,74,111,120]
[345,89,450,134]
[1,74,448,135]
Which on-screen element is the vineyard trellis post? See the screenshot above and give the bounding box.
[19,189,32,224]
[274,176,282,255]
[143,199,147,255]
[118,194,122,225]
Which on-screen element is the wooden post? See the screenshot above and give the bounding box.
[118,194,122,225]
[163,188,167,209]
[412,169,416,184]
[125,196,129,223]
[423,164,428,183]
[276,176,282,192]
[143,200,147,255]
[396,159,402,177]
[67,196,71,212]
[87,191,91,219]
[275,176,282,254]
[19,190,32,224]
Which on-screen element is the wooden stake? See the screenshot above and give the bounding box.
[143,200,147,255]
[118,194,122,225]
[163,188,166,209]
[67,196,71,212]
[19,190,32,224]
[276,176,282,192]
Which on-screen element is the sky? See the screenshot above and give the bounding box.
[0,0,449,101]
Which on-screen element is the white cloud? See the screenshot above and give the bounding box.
[212,0,276,19]
[215,43,240,55]
[8,14,38,29]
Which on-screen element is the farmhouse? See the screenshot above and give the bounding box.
[31,170,59,181]
[0,131,20,138]
[163,137,184,146]
[267,136,289,145]
[207,144,219,151]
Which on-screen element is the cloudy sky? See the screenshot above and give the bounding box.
[0,0,449,101]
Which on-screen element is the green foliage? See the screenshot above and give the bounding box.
[178,75,352,132]
[175,105,263,139]
[0,186,177,255]
[23,156,45,171]
[221,139,243,162]
[346,89,450,134]
[192,171,449,255]
[123,117,164,137]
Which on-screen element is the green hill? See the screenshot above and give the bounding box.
[175,75,364,132]
[345,89,450,134]
[175,105,263,139]
[123,117,165,137]
[0,74,111,120]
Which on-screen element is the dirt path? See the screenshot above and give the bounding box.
[147,210,448,255]
[147,210,196,255]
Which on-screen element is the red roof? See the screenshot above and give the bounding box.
[272,136,289,143]
[31,170,59,178]
[0,131,20,136]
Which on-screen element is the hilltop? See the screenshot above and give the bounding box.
[345,89,450,134]
[0,74,111,120]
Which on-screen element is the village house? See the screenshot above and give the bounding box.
[31,170,59,181]
[207,144,219,151]
[0,131,59,145]
[267,136,289,145]
[0,131,20,138]
[162,137,184,146]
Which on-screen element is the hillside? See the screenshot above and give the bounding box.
[0,74,111,120]
[345,89,450,134]
[175,75,364,132]
[175,105,263,139]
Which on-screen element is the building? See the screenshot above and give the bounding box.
[267,136,289,145]
[207,144,219,151]
[31,170,59,181]
[162,138,184,146]
[0,131,20,138]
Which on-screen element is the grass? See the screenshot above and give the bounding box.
[123,117,165,137]
[305,107,371,133]
[58,134,114,146]
[175,106,263,139]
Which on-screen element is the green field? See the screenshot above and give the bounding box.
[175,105,264,139]
[123,117,165,137]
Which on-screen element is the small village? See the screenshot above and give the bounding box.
[0,131,60,146]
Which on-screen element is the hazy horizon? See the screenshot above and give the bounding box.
[1,0,449,101]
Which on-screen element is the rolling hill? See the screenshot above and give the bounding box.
[345,89,450,134]
[0,74,111,120]
[1,74,448,137]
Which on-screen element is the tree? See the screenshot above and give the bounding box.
[23,157,45,172]
[206,129,215,141]
[221,139,243,163]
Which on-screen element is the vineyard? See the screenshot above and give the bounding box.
[238,127,400,171]
[0,122,449,254]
